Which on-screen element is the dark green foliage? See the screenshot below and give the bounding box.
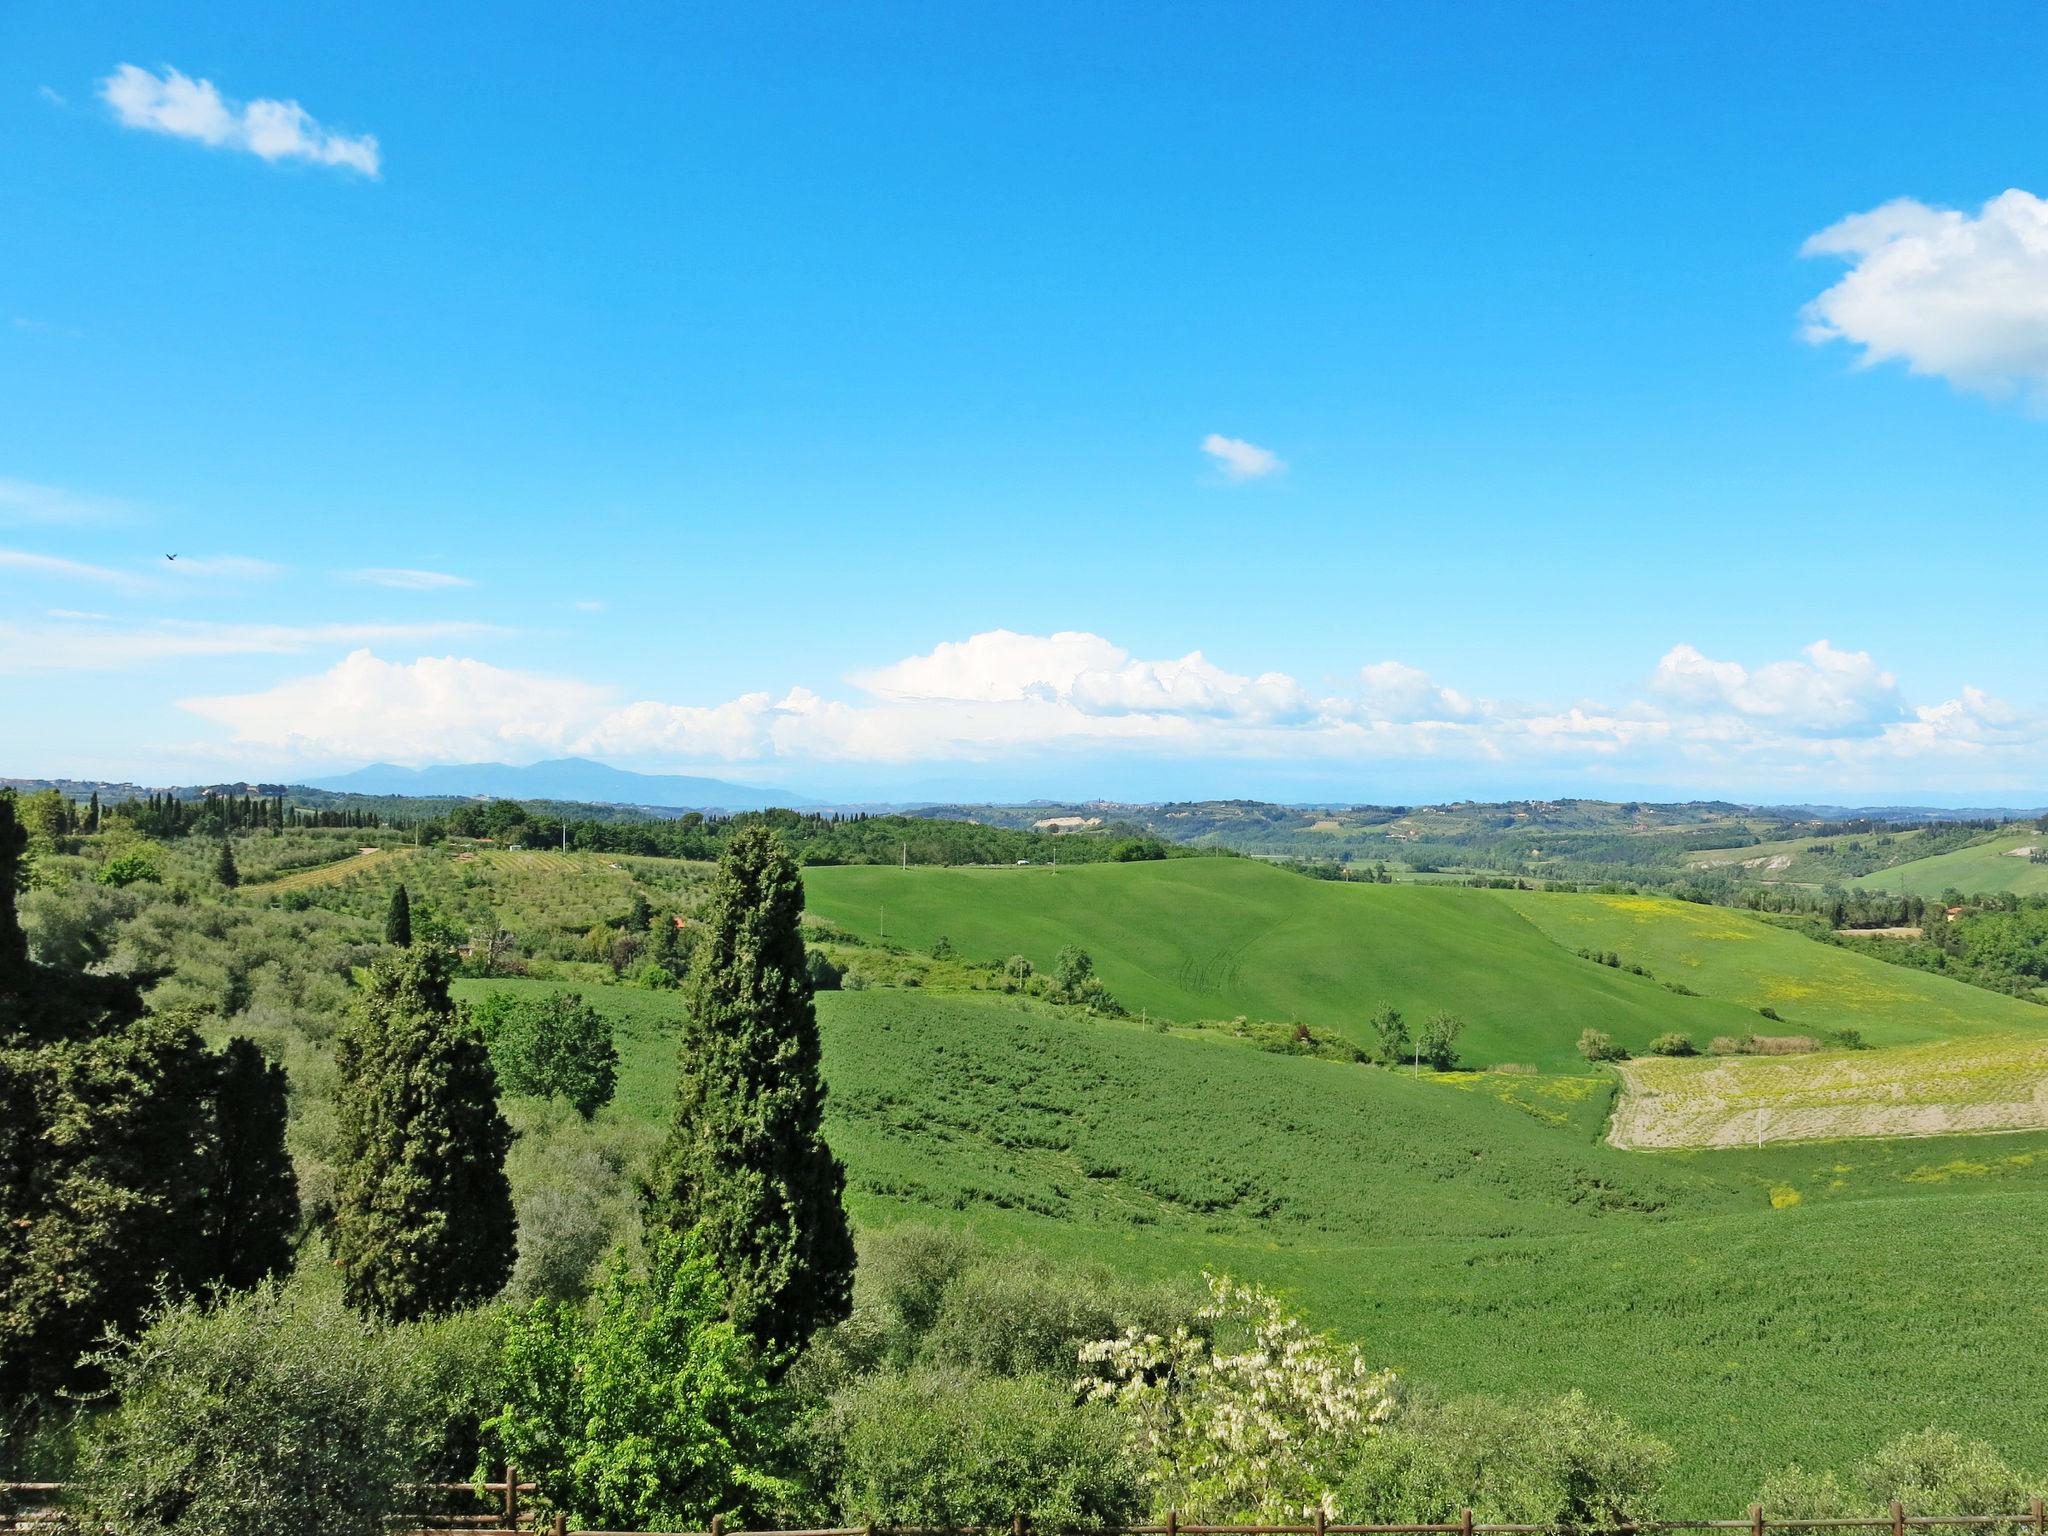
[333,946,515,1320]
[1578,1027,1629,1062]
[488,1229,790,1530]
[0,795,297,1402]
[805,950,843,991]
[1648,1032,1698,1057]
[473,989,618,1118]
[203,1037,301,1289]
[648,826,854,1357]
[385,884,412,947]
[213,841,239,889]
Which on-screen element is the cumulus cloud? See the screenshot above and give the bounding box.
[169,629,2048,790]
[340,567,474,590]
[1650,640,1896,732]
[99,64,380,176]
[1200,433,1285,481]
[1801,189,2048,398]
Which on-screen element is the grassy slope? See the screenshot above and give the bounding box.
[1854,833,2048,898]
[803,860,1769,1071]
[483,971,2048,1510]
[1498,890,2047,1045]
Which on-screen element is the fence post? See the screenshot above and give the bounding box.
[1168,1509,1179,1536]
[2033,1499,2044,1536]
[503,1464,518,1529]
[1461,1510,1474,1536]
[712,1517,725,1536]
[1315,1507,1327,1536]
[1014,1514,1028,1536]
[1752,1502,1765,1536]
[1892,1501,1905,1536]
[551,1515,566,1536]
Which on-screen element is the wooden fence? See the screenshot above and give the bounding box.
[4,1488,2046,1536]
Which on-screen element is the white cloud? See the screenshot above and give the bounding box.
[1801,189,2048,398]
[0,618,501,672]
[170,629,2048,790]
[38,86,67,108]
[169,553,285,580]
[1200,433,1285,481]
[0,546,145,588]
[99,64,380,176]
[572,599,606,612]
[339,567,475,590]
[1650,640,1896,732]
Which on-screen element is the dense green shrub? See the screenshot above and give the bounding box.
[488,1231,790,1531]
[1578,1028,1628,1062]
[1648,1032,1698,1057]
[810,1368,1138,1526]
[1336,1390,1672,1526]
[1763,1428,2041,1520]
[74,1281,492,1536]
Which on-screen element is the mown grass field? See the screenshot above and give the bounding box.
[802,860,1779,1071]
[1498,889,2047,1045]
[803,860,2041,1068]
[467,968,2048,1511]
[1852,832,2048,898]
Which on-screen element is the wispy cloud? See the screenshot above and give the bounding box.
[0,618,505,673]
[99,64,380,177]
[1802,189,2048,401]
[0,478,130,525]
[168,553,285,580]
[37,86,67,108]
[0,546,146,589]
[1200,433,1285,482]
[572,599,606,612]
[339,567,474,591]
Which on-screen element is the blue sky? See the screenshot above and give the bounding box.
[6,1,2048,803]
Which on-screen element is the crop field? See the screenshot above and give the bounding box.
[489,973,2048,1510]
[1614,1034,2048,1147]
[243,843,419,892]
[802,861,2037,1069]
[1496,890,2047,1045]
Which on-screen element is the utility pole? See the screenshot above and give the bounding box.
[879,905,885,940]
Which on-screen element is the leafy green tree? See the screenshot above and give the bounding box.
[204,1037,301,1289]
[1370,1004,1410,1066]
[627,892,653,932]
[98,850,162,887]
[648,826,854,1358]
[1052,945,1094,996]
[1577,1028,1627,1063]
[213,840,240,889]
[488,1230,791,1531]
[1,794,297,1401]
[333,946,515,1320]
[1417,1010,1463,1071]
[475,989,618,1118]
[385,884,413,947]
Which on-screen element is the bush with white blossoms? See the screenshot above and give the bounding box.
[1077,1272,1398,1521]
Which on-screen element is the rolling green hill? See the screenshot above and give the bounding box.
[1497,890,2048,1045]
[459,974,2048,1509]
[800,860,2034,1068]
[1847,831,2048,898]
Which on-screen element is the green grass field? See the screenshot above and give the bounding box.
[802,860,2039,1068]
[466,970,2048,1510]
[1497,890,2048,1044]
[1849,832,2048,898]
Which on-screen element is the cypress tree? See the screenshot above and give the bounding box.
[647,825,853,1359]
[385,884,413,947]
[87,790,100,834]
[214,840,240,889]
[332,946,514,1320]
[201,1037,300,1289]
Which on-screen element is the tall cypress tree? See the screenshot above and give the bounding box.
[333,945,514,1320]
[385,884,413,947]
[214,840,240,889]
[647,826,853,1359]
[204,1037,301,1289]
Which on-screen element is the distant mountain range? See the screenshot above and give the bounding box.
[305,758,819,811]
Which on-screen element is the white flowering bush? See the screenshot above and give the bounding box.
[1077,1273,1397,1521]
